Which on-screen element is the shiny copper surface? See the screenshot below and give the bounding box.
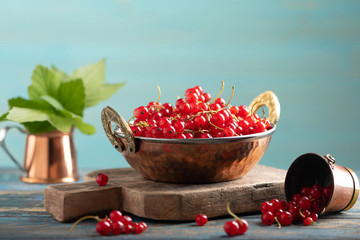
[101,106,276,184]
[0,127,79,184]
[285,153,359,213]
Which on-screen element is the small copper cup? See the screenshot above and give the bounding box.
[0,126,79,184]
[285,153,359,213]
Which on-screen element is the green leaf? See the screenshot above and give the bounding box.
[51,65,71,82]
[85,82,125,108]
[70,59,124,108]
[40,95,64,111]
[8,97,53,110]
[28,65,62,100]
[47,113,73,133]
[57,79,85,116]
[5,107,49,123]
[23,121,56,134]
[72,117,96,135]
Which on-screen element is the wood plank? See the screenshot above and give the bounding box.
[44,165,287,222]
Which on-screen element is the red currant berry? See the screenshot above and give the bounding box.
[310,212,318,222]
[230,106,239,115]
[200,133,212,138]
[254,121,266,133]
[96,173,108,186]
[224,220,240,236]
[214,97,226,107]
[202,92,211,102]
[278,211,293,226]
[291,193,302,203]
[133,222,144,234]
[196,102,209,112]
[194,115,207,128]
[195,213,208,226]
[123,223,133,234]
[303,217,314,226]
[133,106,149,120]
[309,187,322,200]
[111,220,125,235]
[110,210,123,221]
[237,105,250,119]
[96,221,111,236]
[163,125,176,138]
[288,206,301,222]
[298,196,311,210]
[237,219,248,235]
[261,211,275,225]
[121,215,133,225]
[300,186,310,196]
[260,201,275,213]
[270,199,282,212]
[223,127,235,137]
[130,126,143,137]
[310,199,325,214]
[176,133,187,139]
[173,121,185,133]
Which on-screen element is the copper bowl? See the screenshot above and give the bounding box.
[101,91,280,183]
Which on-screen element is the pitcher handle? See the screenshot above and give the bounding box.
[101,106,136,154]
[0,126,27,173]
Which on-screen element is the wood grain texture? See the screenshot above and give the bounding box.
[1,168,360,239]
[44,165,286,222]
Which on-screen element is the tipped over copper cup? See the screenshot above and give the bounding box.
[285,153,359,213]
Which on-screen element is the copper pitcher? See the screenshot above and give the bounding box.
[0,126,79,183]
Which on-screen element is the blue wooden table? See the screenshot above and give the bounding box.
[0,168,359,239]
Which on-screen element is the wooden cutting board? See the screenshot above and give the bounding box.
[44,165,287,223]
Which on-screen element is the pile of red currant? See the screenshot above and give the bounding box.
[70,210,147,236]
[260,183,332,228]
[129,82,272,139]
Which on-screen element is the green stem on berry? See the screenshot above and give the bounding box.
[299,208,305,218]
[127,116,136,124]
[209,80,225,104]
[274,216,282,229]
[250,101,258,116]
[156,85,161,103]
[70,215,102,233]
[224,85,235,108]
[226,203,243,226]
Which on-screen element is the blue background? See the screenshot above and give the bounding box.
[0,0,359,173]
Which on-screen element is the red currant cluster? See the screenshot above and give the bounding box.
[129,83,272,139]
[261,184,332,228]
[70,210,147,236]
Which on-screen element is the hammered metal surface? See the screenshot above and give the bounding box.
[249,91,280,125]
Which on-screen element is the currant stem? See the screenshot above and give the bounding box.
[250,101,259,116]
[70,215,102,233]
[156,85,161,103]
[224,85,235,108]
[274,217,282,229]
[226,203,243,226]
[209,80,225,104]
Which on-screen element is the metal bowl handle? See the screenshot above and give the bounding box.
[249,91,280,125]
[101,106,136,154]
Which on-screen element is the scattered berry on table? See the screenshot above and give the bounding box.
[96,173,109,186]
